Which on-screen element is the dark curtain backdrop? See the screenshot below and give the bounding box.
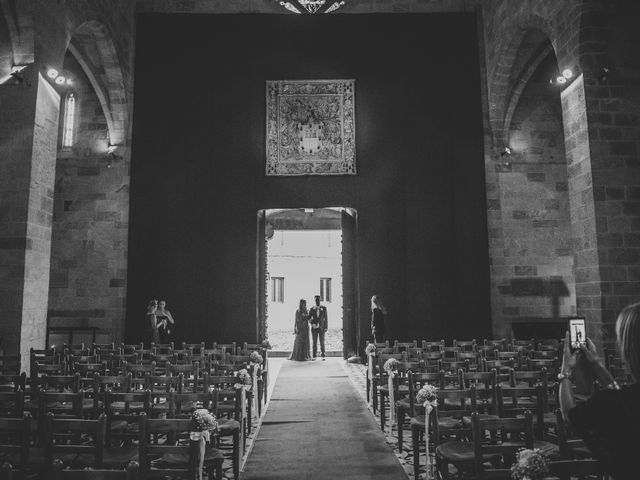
[126,13,491,345]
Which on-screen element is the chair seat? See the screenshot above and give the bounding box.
[0,447,47,468]
[436,441,478,462]
[218,419,241,435]
[102,447,139,468]
[156,446,224,466]
[462,414,499,426]
[533,440,560,459]
[110,401,145,411]
[410,415,461,429]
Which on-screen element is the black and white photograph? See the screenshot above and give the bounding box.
[0,1,638,479]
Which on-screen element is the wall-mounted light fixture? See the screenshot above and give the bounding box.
[550,68,575,87]
[45,67,73,88]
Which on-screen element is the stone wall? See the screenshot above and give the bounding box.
[47,51,129,348]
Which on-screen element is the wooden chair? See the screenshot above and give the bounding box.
[46,412,107,468]
[0,414,44,478]
[453,339,476,352]
[376,353,405,429]
[182,342,205,355]
[471,410,534,480]
[548,458,604,479]
[0,373,26,393]
[208,375,247,452]
[429,387,479,480]
[555,409,593,460]
[0,391,24,418]
[0,355,21,376]
[397,371,444,453]
[103,390,151,452]
[51,459,140,480]
[139,413,224,479]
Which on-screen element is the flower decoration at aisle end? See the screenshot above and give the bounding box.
[190,409,218,435]
[383,358,399,375]
[365,343,376,356]
[416,384,438,408]
[234,368,252,390]
[250,350,264,365]
[261,339,272,350]
[510,448,550,480]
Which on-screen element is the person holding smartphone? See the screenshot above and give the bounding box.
[559,303,640,479]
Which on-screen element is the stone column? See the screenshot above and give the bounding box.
[0,69,59,372]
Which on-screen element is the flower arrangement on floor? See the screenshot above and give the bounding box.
[234,368,252,390]
[190,409,219,480]
[383,357,399,375]
[261,339,272,350]
[250,350,264,365]
[510,448,550,480]
[416,384,438,408]
[365,343,376,356]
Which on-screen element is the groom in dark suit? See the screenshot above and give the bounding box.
[309,295,328,360]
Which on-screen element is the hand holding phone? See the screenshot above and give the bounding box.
[569,317,587,352]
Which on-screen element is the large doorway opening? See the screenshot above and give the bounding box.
[257,208,359,358]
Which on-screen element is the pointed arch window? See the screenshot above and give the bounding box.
[62,92,77,148]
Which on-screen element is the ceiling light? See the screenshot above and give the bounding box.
[55,76,66,85]
[276,0,345,14]
[47,68,59,79]
[66,78,73,86]
[562,68,573,79]
[556,76,567,85]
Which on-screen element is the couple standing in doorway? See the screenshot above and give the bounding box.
[290,296,328,361]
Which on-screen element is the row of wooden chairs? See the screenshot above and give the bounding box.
[0,386,245,480]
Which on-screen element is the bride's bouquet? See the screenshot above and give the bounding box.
[510,449,550,480]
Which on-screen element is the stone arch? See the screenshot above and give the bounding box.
[487,14,556,150]
[0,0,34,67]
[65,20,127,146]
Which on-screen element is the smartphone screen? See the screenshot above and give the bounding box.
[569,317,587,350]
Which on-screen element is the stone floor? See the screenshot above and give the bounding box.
[266,327,344,352]
[342,360,436,480]
[240,357,436,480]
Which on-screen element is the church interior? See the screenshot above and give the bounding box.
[0,1,638,479]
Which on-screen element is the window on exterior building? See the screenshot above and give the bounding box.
[62,92,76,148]
[272,277,284,303]
[320,277,331,302]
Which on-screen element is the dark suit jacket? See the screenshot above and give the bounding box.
[309,305,328,331]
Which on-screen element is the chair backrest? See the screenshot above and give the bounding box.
[52,459,139,480]
[169,391,216,418]
[496,385,545,439]
[453,339,477,351]
[103,390,150,446]
[431,386,478,443]
[548,459,604,480]
[46,412,106,468]
[139,413,197,479]
[471,410,534,480]
[406,370,445,416]
[0,373,26,393]
[0,355,21,375]
[0,414,31,471]
[0,390,25,418]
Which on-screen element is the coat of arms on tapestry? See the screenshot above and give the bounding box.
[266,79,356,176]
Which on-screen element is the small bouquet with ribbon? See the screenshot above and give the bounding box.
[261,339,272,350]
[383,358,399,375]
[250,350,264,365]
[416,384,438,408]
[510,448,550,480]
[190,409,218,480]
[365,343,377,356]
[234,368,252,390]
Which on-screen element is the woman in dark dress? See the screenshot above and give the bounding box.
[145,299,159,346]
[370,295,386,343]
[560,302,640,480]
[289,299,311,361]
[155,299,175,344]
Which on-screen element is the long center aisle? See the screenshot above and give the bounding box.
[241,358,408,480]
